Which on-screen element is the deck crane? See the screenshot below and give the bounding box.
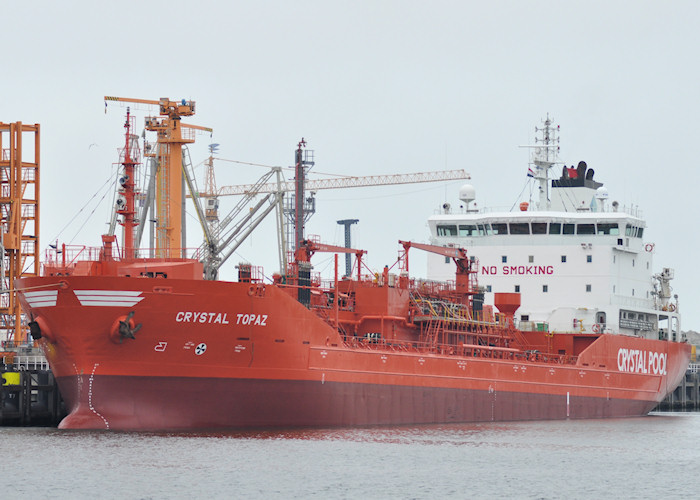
[292,238,368,311]
[399,240,476,297]
[104,96,211,258]
[295,238,367,278]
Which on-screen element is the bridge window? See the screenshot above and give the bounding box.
[509,223,530,234]
[549,223,561,234]
[477,224,488,236]
[563,223,575,235]
[597,223,619,235]
[531,223,547,234]
[577,224,595,235]
[625,224,639,237]
[459,224,478,237]
[437,225,457,236]
[491,223,508,235]
[637,227,644,238]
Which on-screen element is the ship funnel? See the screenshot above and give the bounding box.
[494,292,521,326]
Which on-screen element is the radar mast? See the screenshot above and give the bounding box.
[530,115,561,210]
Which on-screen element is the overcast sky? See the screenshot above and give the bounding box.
[3,1,699,328]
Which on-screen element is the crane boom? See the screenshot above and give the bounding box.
[216,169,470,196]
[295,239,367,281]
[295,239,367,262]
[399,240,468,261]
[105,96,195,118]
[182,123,213,133]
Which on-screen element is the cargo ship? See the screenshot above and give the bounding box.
[16,103,691,430]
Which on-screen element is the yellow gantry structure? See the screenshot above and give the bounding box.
[104,96,210,258]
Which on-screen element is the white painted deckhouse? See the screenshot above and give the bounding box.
[427,116,681,341]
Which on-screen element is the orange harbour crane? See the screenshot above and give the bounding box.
[0,122,40,343]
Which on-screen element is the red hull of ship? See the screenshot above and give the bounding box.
[18,275,691,431]
[57,375,658,431]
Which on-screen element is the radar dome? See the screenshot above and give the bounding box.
[596,186,609,199]
[459,184,476,204]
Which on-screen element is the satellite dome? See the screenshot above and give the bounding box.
[596,186,609,199]
[459,184,476,204]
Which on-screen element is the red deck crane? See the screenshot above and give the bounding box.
[399,240,476,297]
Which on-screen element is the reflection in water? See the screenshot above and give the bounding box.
[3,413,697,499]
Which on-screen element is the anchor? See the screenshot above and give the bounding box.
[118,311,142,340]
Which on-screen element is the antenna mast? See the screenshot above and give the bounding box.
[531,114,560,210]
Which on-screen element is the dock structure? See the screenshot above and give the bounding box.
[1,346,65,426]
[657,363,700,411]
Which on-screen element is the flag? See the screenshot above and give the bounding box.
[527,167,535,177]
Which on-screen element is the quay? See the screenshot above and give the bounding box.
[656,362,700,411]
[1,344,65,426]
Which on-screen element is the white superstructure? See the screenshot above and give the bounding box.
[427,117,680,341]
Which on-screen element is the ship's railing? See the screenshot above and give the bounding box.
[312,275,464,300]
[610,294,655,310]
[43,245,104,267]
[11,355,48,370]
[343,336,577,365]
[1,355,48,371]
[43,244,205,267]
[440,203,643,218]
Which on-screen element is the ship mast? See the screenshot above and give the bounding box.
[116,108,140,259]
[530,115,560,210]
[292,138,315,251]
